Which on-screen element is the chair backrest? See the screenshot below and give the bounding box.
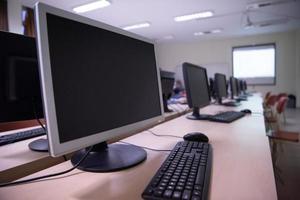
[276,93,288,101]
[265,95,278,107]
[264,92,271,101]
[276,97,288,114]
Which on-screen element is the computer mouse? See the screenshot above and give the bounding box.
[183,132,209,143]
[240,109,252,114]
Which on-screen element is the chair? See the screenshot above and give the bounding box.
[265,96,288,130]
[264,94,278,124]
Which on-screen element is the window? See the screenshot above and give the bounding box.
[232,44,276,85]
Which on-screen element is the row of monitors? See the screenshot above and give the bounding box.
[0,3,247,172]
[0,31,175,123]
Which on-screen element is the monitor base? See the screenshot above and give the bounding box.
[186,107,211,120]
[28,138,49,152]
[71,142,147,172]
[186,114,211,120]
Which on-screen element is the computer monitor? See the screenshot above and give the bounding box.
[182,62,211,120]
[160,70,175,113]
[208,78,216,99]
[229,76,238,99]
[35,3,163,172]
[0,31,46,151]
[244,80,248,91]
[239,80,246,94]
[236,78,241,95]
[0,31,43,124]
[214,73,227,104]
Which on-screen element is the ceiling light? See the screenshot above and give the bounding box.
[194,32,204,36]
[123,22,151,31]
[174,11,214,22]
[73,0,111,13]
[211,29,222,33]
[163,35,174,40]
[194,29,222,36]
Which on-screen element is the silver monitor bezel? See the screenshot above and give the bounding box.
[34,2,164,157]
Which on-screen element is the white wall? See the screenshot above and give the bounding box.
[155,31,297,98]
[296,30,300,107]
[7,0,23,34]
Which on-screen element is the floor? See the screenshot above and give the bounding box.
[271,108,300,200]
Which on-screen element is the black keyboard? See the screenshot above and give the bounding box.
[142,141,212,200]
[210,111,245,123]
[0,127,46,146]
[222,101,240,107]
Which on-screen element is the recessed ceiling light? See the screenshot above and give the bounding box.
[174,11,214,22]
[123,22,151,31]
[163,35,174,40]
[194,32,204,36]
[211,29,222,33]
[194,29,222,36]
[73,0,111,13]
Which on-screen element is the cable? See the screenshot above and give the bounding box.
[0,146,93,187]
[147,129,182,139]
[37,118,46,131]
[118,141,172,152]
[32,99,46,131]
[63,155,68,161]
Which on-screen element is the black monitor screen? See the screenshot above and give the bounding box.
[230,77,238,97]
[160,70,175,99]
[182,62,210,109]
[236,78,241,95]
[46,14,162,143]
[214,73,227,99]
[0,31,43,123]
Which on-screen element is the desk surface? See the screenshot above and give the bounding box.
[0,126,66,183]
[0,95,277,200]
[0,104,189,182]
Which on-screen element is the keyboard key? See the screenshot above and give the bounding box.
[172,191,181,199]
[182,190,191,200]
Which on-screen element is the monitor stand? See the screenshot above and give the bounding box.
[28,138,49,152]
[71,142,147,172]
[186,107,211,120]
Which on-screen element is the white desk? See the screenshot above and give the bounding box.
[0,95,277,200]
[0,126,65,183]
[0,104,189,182]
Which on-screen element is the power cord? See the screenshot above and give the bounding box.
[118,141,172,152]
[0,146,93,187]
[146,129,182,139]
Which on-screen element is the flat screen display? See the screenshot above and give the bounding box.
[46,14,162,143]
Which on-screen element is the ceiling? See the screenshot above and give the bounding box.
[21,0,300,43]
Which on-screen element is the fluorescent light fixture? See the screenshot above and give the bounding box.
[194,29,222,36]
[211,29,222,33]
[174,11,214,22]
[123,22,151,31]
[194,32,204,36]
[73,0,111,13]
[163,35,174,40]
